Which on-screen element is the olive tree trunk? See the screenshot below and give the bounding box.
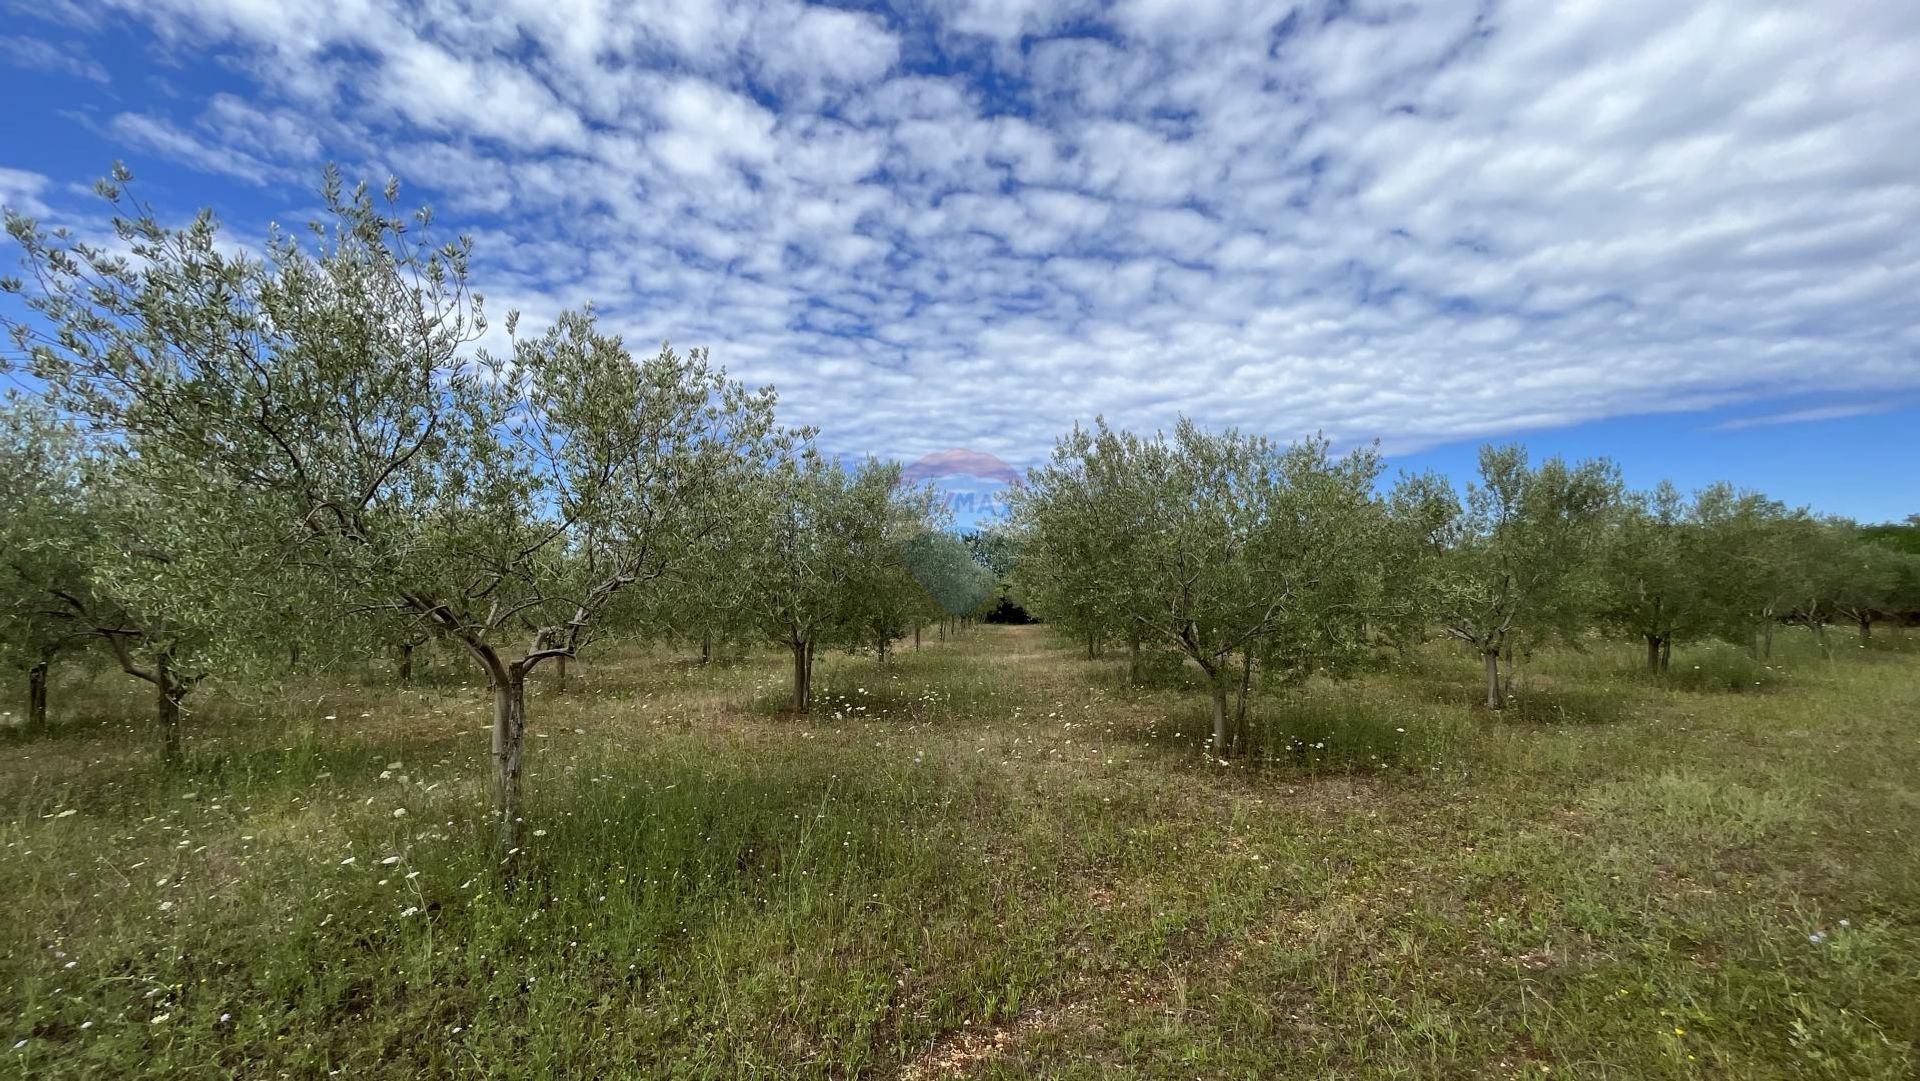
[790,638,813,713]
[1484,650,1502,710]
[156,651,184,765]
[1208,678,1231,758]
[1232,651,1255,753]
[27,658,50,731]
[491,667,529,860]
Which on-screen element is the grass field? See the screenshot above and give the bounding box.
[4,625,1917,1079]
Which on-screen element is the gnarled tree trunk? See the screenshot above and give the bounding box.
[1232,651,1254,754]
[1645,634,1661,674]
[492,666,529,862]
[398,642,414,688]
[1659,636,1672,674]
[27,657,50,731]
[156,651,184,765]
[1484,650,1502,710]
[1208,677,1230,759]
[790,638,813,713]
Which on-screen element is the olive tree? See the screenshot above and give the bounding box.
[0,399,94,732]
[1827,524,1914,641]
[1690,485,1804,657]
[838,483,944,662]
[4,168,778,859]
[1435,445,1621,709]
[736,449,914,712]
[1015,420,1389,756]
[961,527,1025,625]
[619,516,760,664]
[1007,423,1145,661]
[0,400,296,755]
[903,530,997,645]
[1374,470,1460,654]
[1599,482,1715,674]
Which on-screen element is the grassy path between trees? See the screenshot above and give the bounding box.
[4,626,1918,1078]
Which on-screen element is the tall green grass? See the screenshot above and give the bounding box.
[5,626,1918,1078]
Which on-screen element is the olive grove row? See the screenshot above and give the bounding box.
[0,170,994,865]
[1003,421,1920,755]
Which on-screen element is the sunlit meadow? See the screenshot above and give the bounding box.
[4,625,1917,1078]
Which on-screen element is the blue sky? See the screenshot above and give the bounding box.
[2,0,1917,526]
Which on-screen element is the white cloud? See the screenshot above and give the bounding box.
[0,34,109,82]
[0,167,53,216]
[940,0,1095,42]
[753,4,900,90]
[108,113,282,184]
[8,0,1920,472]
[650,76,778,177]
[375,39,589,151]
[1713,403,1902,431]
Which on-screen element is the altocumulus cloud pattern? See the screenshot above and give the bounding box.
[3,0,1919,467]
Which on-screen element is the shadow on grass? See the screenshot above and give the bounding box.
[1115,648,1209,694]
[1114,683,1470,775]
[0,708,132,747]
[1495,685,1633,725]
[1396,664,1634,725]
[743,647,1022,724]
